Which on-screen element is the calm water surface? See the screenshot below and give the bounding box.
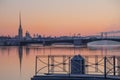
[0,45,120,80]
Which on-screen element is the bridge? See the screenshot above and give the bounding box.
[20,37,81,46]
[20,30,120,46]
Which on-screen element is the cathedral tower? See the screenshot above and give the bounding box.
[18,12,23,40]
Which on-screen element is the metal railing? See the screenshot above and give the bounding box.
[34,55,120,78]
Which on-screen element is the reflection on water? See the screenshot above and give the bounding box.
[0,45,120,80]
[18,46,23,73]
[26,47,30,56]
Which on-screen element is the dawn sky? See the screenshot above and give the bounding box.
[0,0,120,36]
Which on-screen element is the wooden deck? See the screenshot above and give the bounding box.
[31,74,120,80]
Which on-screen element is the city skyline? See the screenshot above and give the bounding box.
[0,0,120,36]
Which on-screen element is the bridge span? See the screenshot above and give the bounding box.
[20,37,120,46]
[20,38,82,46]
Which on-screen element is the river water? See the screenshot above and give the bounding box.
[0,45,120,80]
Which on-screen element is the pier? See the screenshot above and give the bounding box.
[31,55,120,80]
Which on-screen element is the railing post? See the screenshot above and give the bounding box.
[63,56,66,72]
[48,55,50,74]
[104,56,107,78]
[51,56,54,74]
[95,56,98,72]
[69,56,71,76]
[35,56,37,75]
[113,56,116,76]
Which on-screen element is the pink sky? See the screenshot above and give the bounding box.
[0,0,120,36]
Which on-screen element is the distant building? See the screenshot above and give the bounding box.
[25,31,31,40]
[18,12,23,40]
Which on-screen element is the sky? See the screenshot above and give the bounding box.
[0,0,120,36]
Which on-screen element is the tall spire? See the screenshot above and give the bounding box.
[18,11,23,40]
[19,12,21,27]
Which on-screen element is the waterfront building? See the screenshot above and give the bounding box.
[25,31,32,40]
